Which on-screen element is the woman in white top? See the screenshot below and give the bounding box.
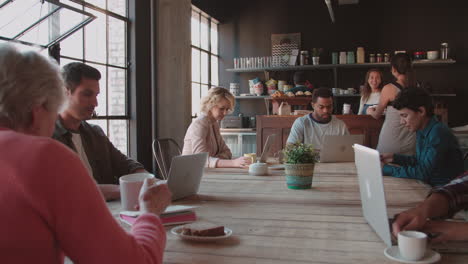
[358,69,383,115]
[182,87,252,168]
[367,53,416,155]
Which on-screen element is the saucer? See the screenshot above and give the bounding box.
[171,226,233,242]
[384,246,441,264]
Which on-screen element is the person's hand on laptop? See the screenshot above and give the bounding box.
[380,153,394,164]
[392,206,429,237]
[139,178,172,216]
[422,220,468,243]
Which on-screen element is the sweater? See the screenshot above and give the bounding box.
[0,127,166,264]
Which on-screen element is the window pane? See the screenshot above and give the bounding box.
[201,51,208,84]
[59,0,82,9]
[211,55,219,86]
[191,83,201,116]
[108,0,127,17]
[191,48,200,83]
[85,0,106,9]
[200,16,209,50]
[108,66,126,116]
[87,63,107,116]
[108,16,126,67]
[201,84,208,98]
[211,21,218,54]
[109,119,128,155]
[84,9,107,63]
[191,11,200,47]
[88,119,108,135]
[60,28,83,59]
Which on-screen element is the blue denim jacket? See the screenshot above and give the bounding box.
[382,116,464,186]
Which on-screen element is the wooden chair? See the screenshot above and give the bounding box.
[152,138,182,180]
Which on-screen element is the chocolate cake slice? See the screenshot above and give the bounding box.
[180,222,225,237]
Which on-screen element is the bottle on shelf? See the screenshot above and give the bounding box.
[357,47,365,63]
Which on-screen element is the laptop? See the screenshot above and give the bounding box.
[167,152,208,201]
[353,144,468,253]
[319,135,364,162]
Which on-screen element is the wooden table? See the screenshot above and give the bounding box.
[108,163,467,264]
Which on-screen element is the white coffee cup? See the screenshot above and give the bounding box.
[398,231,427,261]
[119,173,155,211]
[249,162,268,176]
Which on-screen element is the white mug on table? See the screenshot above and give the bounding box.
[119,173,155,211]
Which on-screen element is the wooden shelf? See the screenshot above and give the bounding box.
[226,59,456,72]
[234,95,269,99]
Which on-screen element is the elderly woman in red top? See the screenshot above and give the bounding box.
[0,44,171,264]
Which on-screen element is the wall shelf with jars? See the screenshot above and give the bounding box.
[227,59,456,89]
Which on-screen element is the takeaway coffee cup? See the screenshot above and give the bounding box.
[342,103,351,114]
[119,173,155,211]
[398,231,427,261]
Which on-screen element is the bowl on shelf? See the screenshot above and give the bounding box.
[427,51,439,60]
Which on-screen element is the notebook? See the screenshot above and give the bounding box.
[120,205,197,226]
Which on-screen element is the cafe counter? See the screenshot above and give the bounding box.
[256,114,384,156]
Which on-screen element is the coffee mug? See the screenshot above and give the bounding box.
[398,231,427,261]
[244,153,257,163]
[119,173,155,211]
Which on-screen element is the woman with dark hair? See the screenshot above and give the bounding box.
[367,53,416,155]
[358,69,383,115]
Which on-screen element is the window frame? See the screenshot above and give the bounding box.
[58,0,131,154]
[191,5,219,117]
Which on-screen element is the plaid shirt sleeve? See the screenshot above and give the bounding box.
[429,171,468,218]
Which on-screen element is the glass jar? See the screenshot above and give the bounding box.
[413,51,426,60]
[376,53,383,63]
[369,53,376,63]
[384,53,390,62]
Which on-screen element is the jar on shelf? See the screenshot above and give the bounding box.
[369,53,376,63]
[376,53,383,63]
[413,51,426,60]
[357,47,365,63]
[384,53,390,62]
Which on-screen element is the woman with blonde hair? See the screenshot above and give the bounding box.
[183,87,252,168]
[0,44,171,263]
[358,69,383,115]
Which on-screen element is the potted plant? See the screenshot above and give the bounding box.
[311,48,323,65]
[282,142,320,189]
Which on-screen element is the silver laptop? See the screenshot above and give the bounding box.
[167,152,208,201]
[320,135,364,162]
[354,144,468,253]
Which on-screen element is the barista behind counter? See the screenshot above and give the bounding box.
[287,87,349,149]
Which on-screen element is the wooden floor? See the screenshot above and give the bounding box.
[108,163,468,264]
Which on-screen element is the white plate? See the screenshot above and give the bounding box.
[384,246,441,264]
[171,226,233,242]
[268,164,285,170]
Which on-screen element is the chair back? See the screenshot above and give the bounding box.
[152,138,182,180]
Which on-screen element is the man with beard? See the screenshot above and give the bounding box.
[53,62,145,200]
[287,87,349,149]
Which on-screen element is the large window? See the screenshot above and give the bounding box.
[0,0,130,155]
[191,6,219,117]
[59,0,129,155]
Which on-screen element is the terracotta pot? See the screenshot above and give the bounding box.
[284,163,315,189]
